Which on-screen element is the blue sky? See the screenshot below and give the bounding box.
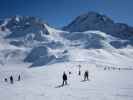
[0,0,133,27]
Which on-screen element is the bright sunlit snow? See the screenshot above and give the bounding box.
[0,15,133,100]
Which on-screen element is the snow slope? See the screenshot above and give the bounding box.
[0,16,133,67]
[0,22,133,67]
[0,31,133,100]
[0,61,133,100]
[0,15,133,100]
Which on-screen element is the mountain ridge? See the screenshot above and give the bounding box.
[63,11,133,39]
[0,13,133,67]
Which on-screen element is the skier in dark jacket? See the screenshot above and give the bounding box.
[84,70,89,81]
[10,76,14,84]
[62,72,67,86]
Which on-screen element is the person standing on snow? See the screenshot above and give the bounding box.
[4,78,8,82]
[84,70,89,81]
[62,72,68,86]
[10,76,14,84]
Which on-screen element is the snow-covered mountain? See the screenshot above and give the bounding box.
[0,16,69,67]
[63,12,133,40]
[0,14,133,67]
[0,16,50,38]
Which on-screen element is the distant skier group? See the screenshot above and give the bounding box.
[4,74,21,84]
[104,66,121,71]
[61,64,89,87]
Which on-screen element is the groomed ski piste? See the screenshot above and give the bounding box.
[0,48,133,100]
[0,19,133,100]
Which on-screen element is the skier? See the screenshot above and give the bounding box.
[84,70,89,81]
[4,78,8,82]
[78,65,82,76]
[62,72,67,86]
[78,70,81,76]
[118,68,120,70]
[104,67,106,70]
[10,76,14,84]
[18,75,21,81]
[69,71,72,75]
